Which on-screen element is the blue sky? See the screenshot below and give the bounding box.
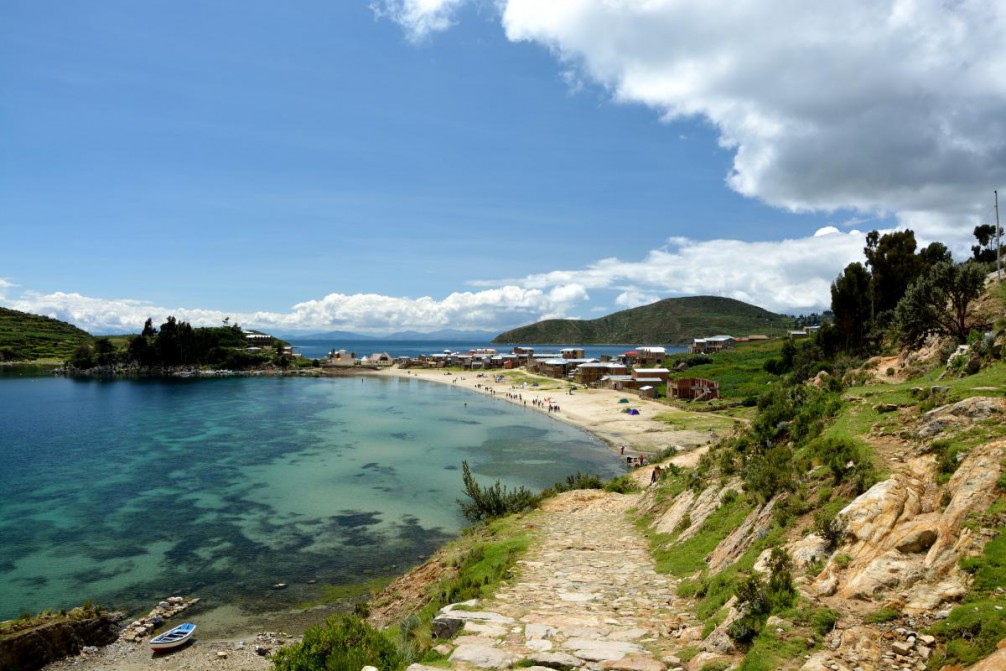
[2,1,1003,334]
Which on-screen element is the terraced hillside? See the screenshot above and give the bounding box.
[0,307,93,361]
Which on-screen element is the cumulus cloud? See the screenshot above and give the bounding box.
[380,1,1006,242]
[3,230,865,334]
[500,1,1006,234]
[3,285,571,335]
[478,228,868,314]
[0,278,15,301]
[371,0,467,42]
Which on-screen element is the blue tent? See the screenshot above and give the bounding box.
[627,408,640,415]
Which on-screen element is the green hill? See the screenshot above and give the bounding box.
[492,296,793,344]
[0,307,94,362]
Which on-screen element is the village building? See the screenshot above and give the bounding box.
[327,349,357,367]
[632,367,670,383]
[360,352,394,368]
[574,361,628,385]
[560,347,586,359]
[690,335,736,354]
[668,377,720,401]
[624,346,666,367]
[243,329,273,346]
[598,374,635,390]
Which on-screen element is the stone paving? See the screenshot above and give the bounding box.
[416,491,694,671]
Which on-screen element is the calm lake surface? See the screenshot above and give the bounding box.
[0,374,622,620]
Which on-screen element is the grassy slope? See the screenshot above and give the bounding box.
[639,348,1006,669]
[0,307,93,362]
[492,296,793,344]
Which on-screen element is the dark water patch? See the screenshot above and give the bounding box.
[438,417,481,425]
[17,575,49,589]
[443,464,459,470]
[87,544,148,562]
[389,432,414,441]
[70,563,133,588]
[332,511,382,528]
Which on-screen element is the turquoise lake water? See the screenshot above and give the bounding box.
[0,374,621,621]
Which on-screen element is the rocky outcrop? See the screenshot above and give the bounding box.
[0,613,121,671]
[708,499,775,572]
[652,478,742,539]
[810,442,1004,611]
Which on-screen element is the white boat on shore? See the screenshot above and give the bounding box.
[149,622,196,651]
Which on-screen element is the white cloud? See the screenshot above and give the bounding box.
[371,0,467,42]
[380,1,1006,243]
[2,285,571,335]
[0,231,872,334]
[0,278,15,301]
[480,229,868,314]
[615,289,661,309]
[499,0,1006,240]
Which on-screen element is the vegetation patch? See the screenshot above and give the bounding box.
[648,494,754,577]
[738,626,812,671]
[272,614,405,671]
[0,307,93,362]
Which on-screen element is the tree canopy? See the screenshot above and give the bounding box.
[894,261,988,348]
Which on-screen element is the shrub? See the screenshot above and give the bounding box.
[457,461,540,522]
[603,475,639,494]
[271,615,404,671]
[727,615,760,645]
[813,511,847,552]
[808,608,839,636]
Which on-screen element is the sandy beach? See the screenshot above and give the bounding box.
[379,366,724,466]
[39,365,726,671]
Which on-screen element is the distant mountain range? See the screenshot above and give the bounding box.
[491,296,793,345]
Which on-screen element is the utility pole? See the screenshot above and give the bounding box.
[996,189,1001,282]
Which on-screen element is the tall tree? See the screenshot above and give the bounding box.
[894,261,988,347]
[864,230,923,316]
[830,262,872,350]
[972,224,1003,265]
[919,241,953,268]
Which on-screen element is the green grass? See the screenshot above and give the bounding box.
[0,307,93,362]
[738,626,813,671]
[864,607,901,624]
[654,411,737,433]
[666,340,785,401]
[296,577,393,609]
[397,514,532,653]
[648,495,755,577]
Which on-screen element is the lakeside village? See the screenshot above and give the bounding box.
[245,328,814,402]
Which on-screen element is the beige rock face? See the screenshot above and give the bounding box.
[840,472,929,550]
[708,499,775,573]
[652,478,742,539]
[810,441,1004,610]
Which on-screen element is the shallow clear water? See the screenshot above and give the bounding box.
[0,375,621,620]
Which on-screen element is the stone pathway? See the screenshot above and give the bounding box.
[418,490,693,671]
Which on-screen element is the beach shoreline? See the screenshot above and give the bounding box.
[377,366,717,465]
